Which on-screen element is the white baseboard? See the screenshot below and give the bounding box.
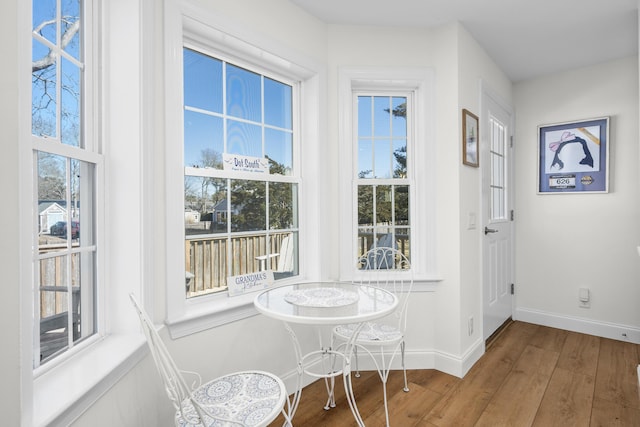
[279,339,485,391]
[515,307,640,344]
[460,338,485,376]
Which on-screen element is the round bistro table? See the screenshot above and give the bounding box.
[254,281,398,426]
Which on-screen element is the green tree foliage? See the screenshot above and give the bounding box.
[185,150,296,233]
[267,157,295,230]
[359,101,409,227]
[230,179,266,231]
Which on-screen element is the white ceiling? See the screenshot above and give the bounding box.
[290,0,639,82]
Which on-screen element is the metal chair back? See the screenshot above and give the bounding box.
[357,246,413,333]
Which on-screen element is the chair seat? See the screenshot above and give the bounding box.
[176,371,286,427]
[334,322,403,345]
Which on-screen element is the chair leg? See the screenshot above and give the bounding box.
[382,375,391,427]
[401,340,409,392]
[280,393,294,426]
[354,345,360,378]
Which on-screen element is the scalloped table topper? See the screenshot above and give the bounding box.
[284,287,360,308]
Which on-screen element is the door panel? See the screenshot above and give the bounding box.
[482,91,514,340]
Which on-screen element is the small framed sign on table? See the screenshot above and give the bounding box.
[538,117,609,194]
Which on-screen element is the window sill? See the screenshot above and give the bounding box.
[33,333,147,427]
[412,278,442,292]
[165,289,262,339]
[165,278,442,339]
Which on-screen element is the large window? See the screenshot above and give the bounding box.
[32,0,99,367]
[355,94,411,268]
[182,47,299,298]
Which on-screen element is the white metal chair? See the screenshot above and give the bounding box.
[129,293,292,427]
[331,247,413,426]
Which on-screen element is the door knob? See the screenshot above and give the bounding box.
[484,226,498,235]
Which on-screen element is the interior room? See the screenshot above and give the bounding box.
[2,0,639,425]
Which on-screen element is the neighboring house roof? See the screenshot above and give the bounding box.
[38,201,65,215]
[212,199,239,214]
[38,200,81,214]
[212,199,228,211]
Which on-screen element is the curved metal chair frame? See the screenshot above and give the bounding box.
[330,247,413,426]
[129,294,292,427]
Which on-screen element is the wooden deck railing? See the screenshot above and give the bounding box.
[38,253,79,318]
[37,252,82,360]
[357,232,410,259]
[185,232,291,297]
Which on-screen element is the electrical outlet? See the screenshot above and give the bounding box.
[579,287,590,308]
[468,317,474,336]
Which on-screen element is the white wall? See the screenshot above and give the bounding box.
[326,23,448,362]
[456,25,513,355]
[0,0,23,424]
[324,22,515,374]
[73,1,330,425]
[513,56,640,342]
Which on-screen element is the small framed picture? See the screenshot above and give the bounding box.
[538,117,609,193]
[462,109,479,167]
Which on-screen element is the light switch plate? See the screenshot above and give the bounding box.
[467,212,476,230]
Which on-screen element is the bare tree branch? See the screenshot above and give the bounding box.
[32,18,80,72]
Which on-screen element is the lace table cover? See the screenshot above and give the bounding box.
[284,287,360,308]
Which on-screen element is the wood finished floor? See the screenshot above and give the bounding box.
[268,321,640,426]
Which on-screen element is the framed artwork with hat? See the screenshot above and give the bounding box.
[538,117,609,193]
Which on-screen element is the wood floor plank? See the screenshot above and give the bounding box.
[423,322,535,426]
[406,369,459,396]
[532,367,595,427]
[590,396,640,426]
[422,353,515,425]
[527,323,568,353]
[348,370,409,421]
[474,345,559,426]
[267,322,640,427]
[362,381,442,427]
[595,338,640,410]
[556,331,600,377]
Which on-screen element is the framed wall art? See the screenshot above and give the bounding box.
[462,109,479,167]
[538,117,609,194]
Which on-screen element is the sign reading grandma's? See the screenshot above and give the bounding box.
[223,153,269,174]
[227,270,274,297]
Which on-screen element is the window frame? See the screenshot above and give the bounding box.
[30,0,103,373]
[353,91,413,269]
[337,67,440,286]
[164,1,320,338]
[181,45,301,299]
[22,0,152,424]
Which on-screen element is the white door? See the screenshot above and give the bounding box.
[481,90,514,340]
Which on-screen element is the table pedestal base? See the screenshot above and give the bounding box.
[282,321,367,427]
